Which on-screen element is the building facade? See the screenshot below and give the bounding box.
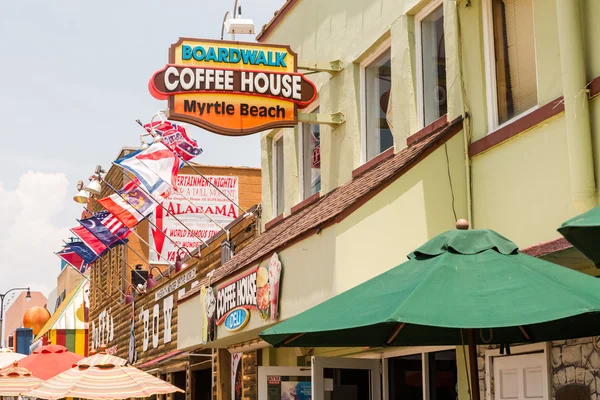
[3,291,46,348]
[173,0,600,400]
[87,150,262,400]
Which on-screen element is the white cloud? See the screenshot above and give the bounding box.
[0,172,71,299]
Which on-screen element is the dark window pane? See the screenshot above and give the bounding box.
[428,350,458,400]
[388,354,423,400]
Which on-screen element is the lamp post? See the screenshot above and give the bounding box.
[0,287,31,348]
[220,0,255,40]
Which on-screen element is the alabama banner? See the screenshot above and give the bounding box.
[149,174,239,264]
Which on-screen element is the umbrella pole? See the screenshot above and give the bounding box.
[467,329,481,400]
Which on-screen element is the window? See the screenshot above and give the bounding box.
[362,44,393,162]
[300,107,321,199]
[273,135,284,216]
[417,2,447,127]
[387,350,457,400]
[485,0,537,127]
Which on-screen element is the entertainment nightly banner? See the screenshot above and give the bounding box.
[149,174,239,264]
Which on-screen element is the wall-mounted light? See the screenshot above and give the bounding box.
[84,165,105,196]
[73,180,90,204]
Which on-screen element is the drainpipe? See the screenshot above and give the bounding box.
[556,0,597,212]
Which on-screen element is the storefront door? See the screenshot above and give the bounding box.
[258,366,312,400]
[312,356,381,400]
[257,357,381,400]
[492,353,548,400]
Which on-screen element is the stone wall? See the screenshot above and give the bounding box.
[474,338,600,400]
[551,338,600,400]
[478,345,498,400]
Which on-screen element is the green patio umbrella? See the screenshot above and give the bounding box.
[260,222,600,400]
[558,205,600,266]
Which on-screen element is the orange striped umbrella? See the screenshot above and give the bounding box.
[18,344,83,380]
[0,348,25,369]
[24,353,183,399]
[0,362,42,396]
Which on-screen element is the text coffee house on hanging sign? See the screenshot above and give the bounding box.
[215,253,283,332]
[149,38,317,136]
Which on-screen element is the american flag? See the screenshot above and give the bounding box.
[94,211,130,239]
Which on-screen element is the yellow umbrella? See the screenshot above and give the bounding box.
[0,362,42,397]
[24,349,183,400]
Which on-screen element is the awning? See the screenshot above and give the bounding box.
[137,350,186,369]
[35,280,88,341]
[260,227,600,348]
[559,205,600,266]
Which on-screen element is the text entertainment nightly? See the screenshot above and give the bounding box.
[149,38,317,136]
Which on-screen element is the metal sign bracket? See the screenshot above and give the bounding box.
[298,60,344,75]
[298,112,345,126]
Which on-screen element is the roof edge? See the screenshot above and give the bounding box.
[256,0,300,42]
[520,237,572,258]
[202,116,464,286]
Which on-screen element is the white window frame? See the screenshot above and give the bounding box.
[481,0,539,133]
[415,0,444,129]
[484,342,550,400]
[272,130,284,217]
[352,345,456,400]
[298,101,321,202]
[360,37,392,165]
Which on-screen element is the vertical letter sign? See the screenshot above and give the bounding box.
[149,39,317,136]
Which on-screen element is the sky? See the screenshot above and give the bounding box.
[0,0,284,303]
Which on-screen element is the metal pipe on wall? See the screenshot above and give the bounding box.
[556,0,598,212]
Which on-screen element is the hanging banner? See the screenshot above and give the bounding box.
[232,352,243,400]
[149,38,317,136]
[149,174,239,264]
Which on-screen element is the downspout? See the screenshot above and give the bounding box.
[455,0,474,227]
[556,0,597,212]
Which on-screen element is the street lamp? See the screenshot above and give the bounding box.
[0,287,31,348]
[221,0,255,40]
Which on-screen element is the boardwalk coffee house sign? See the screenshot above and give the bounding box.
[149,38,317,136]
[212,253,283,333]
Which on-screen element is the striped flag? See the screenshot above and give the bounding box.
[56,246,88,273]
[70,226,107,256]
[97,181,166,228]
[96,211,128,237]
[114,143,179,193]
[78,212,130,248]
[144,121,203,161]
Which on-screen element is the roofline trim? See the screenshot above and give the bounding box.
[256,0,300,42]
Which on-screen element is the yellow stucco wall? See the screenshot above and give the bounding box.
[471,113,577,247]
[458,0,600,248]
[258,0,469,224]
[334,133,467,292]
[241,0,600,398]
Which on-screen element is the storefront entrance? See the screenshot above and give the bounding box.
[194,368,212,400]
[386,349,457,400]
[257,348,457,400]
[258,358,380,400]
[312,357,381,400]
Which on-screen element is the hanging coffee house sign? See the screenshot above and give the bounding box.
[215,253,283,332]
[149,38,317,136]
